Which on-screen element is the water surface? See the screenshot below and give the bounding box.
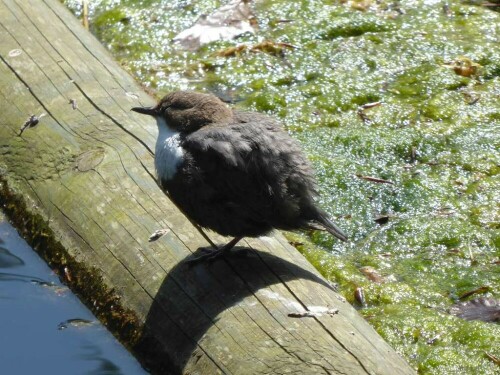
[0,213,147,375]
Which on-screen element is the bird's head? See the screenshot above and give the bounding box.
[131,91,233,133]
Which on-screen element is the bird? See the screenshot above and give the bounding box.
[132,91,347,262]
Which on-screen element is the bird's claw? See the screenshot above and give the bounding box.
[185,247,227,265]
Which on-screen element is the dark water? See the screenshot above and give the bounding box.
[0,213,147,375]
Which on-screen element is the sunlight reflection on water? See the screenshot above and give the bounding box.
[0,213,147,375]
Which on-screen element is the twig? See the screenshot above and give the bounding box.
[82,0,89,30]
[288,308,339,318]
[355,174,394,185]
[484,352,500,365]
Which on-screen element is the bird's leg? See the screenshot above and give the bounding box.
[186,237,243,265]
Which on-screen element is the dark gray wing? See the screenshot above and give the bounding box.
[182,119,319,230]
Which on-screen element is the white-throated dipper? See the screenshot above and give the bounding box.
[132,91,347,261]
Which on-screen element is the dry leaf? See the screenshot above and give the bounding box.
[359,266,385,283]
[443,56,481,77]
[449,297,500,323]
[173,0,256,51]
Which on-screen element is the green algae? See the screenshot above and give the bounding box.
[64,0,500,373]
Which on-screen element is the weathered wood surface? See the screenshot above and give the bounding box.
[0,0,415,374]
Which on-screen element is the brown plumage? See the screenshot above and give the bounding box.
[132,91,347,261]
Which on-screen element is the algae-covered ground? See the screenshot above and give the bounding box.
[64,0,499,373]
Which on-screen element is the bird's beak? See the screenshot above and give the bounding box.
[131,106,157,116]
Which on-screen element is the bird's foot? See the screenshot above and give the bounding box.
[148,229,170,242]
[185,237,243,266]
[185,246,229,265]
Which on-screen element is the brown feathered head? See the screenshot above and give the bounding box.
[132,91,233,133]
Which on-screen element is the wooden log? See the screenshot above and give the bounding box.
[0,0,415,374]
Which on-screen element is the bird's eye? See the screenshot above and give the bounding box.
[169,101,193,110]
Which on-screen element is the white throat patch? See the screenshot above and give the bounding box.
[154,117,184,181]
